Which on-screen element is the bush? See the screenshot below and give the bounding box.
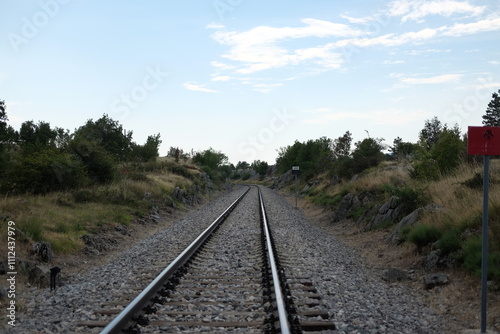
[463,237,500,281]
[73,189,95,203]
[437,227,462,255]
[3,148,86,194]
[407,223,442,252]
[385,184,429,216]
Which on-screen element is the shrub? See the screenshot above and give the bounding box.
[3,148,86,194]
[437,227,462,255]
[241,172,251,181]
[385,184,429,216]
[20,217,44,241]
[463,237,500,281]
[407,223,442,252]
[73,189,95,203]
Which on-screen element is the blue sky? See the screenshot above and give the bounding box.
[1,1,500,164]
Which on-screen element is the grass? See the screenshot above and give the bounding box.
[295,159,500,282]
[0,158,205,256]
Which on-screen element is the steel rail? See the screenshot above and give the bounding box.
[100,186,251,334]
[258,187,291,334]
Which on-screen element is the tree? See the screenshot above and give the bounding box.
[251,160,269,177]
[131,133,161,162]
[482,89,500,126]
[419,117,442,150]
[73,114,133,161]
[390,137,417,160]
[332,131,352,159]
[432,126,465,174]
[351,137,385,174]
[193,148,228,169]
[236,161,250,170]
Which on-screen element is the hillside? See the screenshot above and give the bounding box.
[269,159,500,331]
[0,157,224,291]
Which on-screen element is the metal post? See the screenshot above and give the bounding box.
[294,174,298,208]
[481,155,490,333]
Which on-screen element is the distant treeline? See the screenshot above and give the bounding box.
[275,117,467,181]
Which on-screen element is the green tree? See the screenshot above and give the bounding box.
[0,101,17,173]
[351,137,385,174]
[193,148,229,180]
[390,137,417,160]
[419,117,442,151]
[19,121,58,148]
[432,125,464,175]
[251,160,269,178]
[482,89,500,126]
[73,114,133,161]
[131,133,161,162]
[2,147,86,194]
[236,161,250,170]
[332,131,352,159]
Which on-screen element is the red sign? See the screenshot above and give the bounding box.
[468,126,500,155]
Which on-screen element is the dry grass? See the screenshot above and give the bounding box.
[0,163,197,257]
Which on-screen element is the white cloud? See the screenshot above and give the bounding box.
[442,17,500,36]
[383,60,405,64]
[340,14,371,24]
[392,73,462,84]
[206,22,225,29]
[489,61,500,66]
[183,82,218,93]
[211,61,235,70]
[210,18,363,74]
[405,48,452,55]
[211,75,232,82]
[387,0,486,22]
[252,83,283,93]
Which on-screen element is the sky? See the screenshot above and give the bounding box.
[1,0,500,165]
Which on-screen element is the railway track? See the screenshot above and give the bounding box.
[77,186,335,333]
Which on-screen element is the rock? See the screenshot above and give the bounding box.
[365,196,402,230]
[423,250,457,270]
[387,208,424,244]
[0,258,6,275]
[382,268,409,283]
[115,225,128,235]
[423,250,441,271]
[81,234,117,255]
[387,203,444,244]
[332,194,360,223]
[33,242,53,263]
[424,273,449,289]
[18,260,50,287]
[271,170,294,190]
[0,287,8,299]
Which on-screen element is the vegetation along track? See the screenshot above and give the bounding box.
[77,186,335,333]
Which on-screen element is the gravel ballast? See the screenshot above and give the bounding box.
[3,185,447,333]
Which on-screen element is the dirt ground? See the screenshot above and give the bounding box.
[283,192,500,334]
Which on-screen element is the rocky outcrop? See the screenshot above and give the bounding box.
[271,170,294,190]
[387,203,444,244]
[18,260,50,288]
[366,196,402,230]
[423,273,450,289]
[81,234,118,255]
[32,242,53,263]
